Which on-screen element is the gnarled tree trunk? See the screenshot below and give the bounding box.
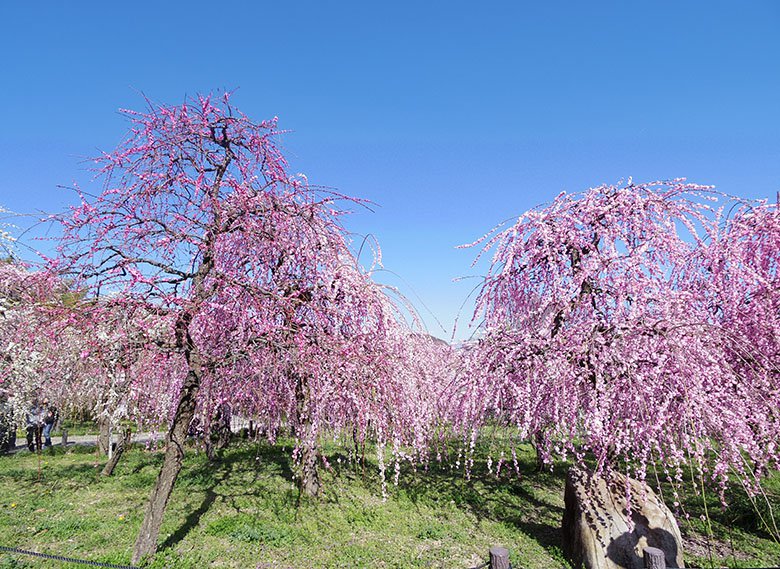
[131,368,200,564]
[533,430,546,472]
[299,442,321,497]
[204,403,232,462]
[101,427,132,477]
[294,372,321,497]
[132,305,206,565]
[97,416,111,457]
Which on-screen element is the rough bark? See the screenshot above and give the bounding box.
[489,546,511,569]
[202,404,231,462]
[101,427,132,477]
[131,367,200,564]
[214,403,232,450]
[97,416,111,457]
[299,442,321,497]
[132,302,208,564]
[294,372,321,497]
[533,430,545,471]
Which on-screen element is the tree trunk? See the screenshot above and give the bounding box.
[214,403,232,450]
[131,143,222,565]
[292,372,321,496]
[131,368,200,564]
[204,403,231,462]
[101,427,131,477]
[97,416,111,457]
[533,430,545,472]
[299,440,321,497]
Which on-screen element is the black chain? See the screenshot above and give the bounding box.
[0,546,138,569]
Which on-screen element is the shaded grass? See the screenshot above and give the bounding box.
[0,440,568,568]
[0,439,777,568]
[660,471,780,568]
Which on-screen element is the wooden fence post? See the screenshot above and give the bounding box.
[489,546,510,569]
[643,546,666,569]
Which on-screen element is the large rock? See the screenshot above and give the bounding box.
[562,466,685,568]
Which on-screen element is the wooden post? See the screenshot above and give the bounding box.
[489,546,510,569]
[61,429,68,447]
[643,547,666,569]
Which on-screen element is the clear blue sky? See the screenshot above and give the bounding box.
[1,1,778,340]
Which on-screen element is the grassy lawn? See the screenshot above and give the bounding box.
[0,439,778,568]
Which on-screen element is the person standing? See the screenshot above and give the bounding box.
[42,397,57,448]
[25,400,43,452]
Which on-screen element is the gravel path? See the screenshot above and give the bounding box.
[4,417,251,454]
[6,431,158,454]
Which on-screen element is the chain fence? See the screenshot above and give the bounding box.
[0,545,139,569]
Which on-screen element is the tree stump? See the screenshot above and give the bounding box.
[489,546,510,569]
[643,547,666,569]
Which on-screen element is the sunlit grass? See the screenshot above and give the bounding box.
[0,438,778,568]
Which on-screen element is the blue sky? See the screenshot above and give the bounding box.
[1,1,778,340]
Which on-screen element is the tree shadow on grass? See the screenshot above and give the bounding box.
[157,440,298,552]
[38,462,103,484]
[159,479,223,551]
[325,445,569,554]
[156,438,570,556]
[157,452,237,552]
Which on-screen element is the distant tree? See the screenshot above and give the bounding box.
[0,262,66,412]
[0,205,17,259]
[55,302,178,457]
[460,180,780,494]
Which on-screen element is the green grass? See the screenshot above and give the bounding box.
[660,470,780,568]
[0,440,778,568]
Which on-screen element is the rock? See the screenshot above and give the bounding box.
[562,466,685,568]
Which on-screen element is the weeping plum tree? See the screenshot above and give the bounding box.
[708,200,779,377]
[700,199,780,492]
[56,94,401,563]
[0,262,66,415]
[189,245,424,495]
[187,257,461,498]
[54,301,177,460]
[1,280,179,455]
[460,180,780,493]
